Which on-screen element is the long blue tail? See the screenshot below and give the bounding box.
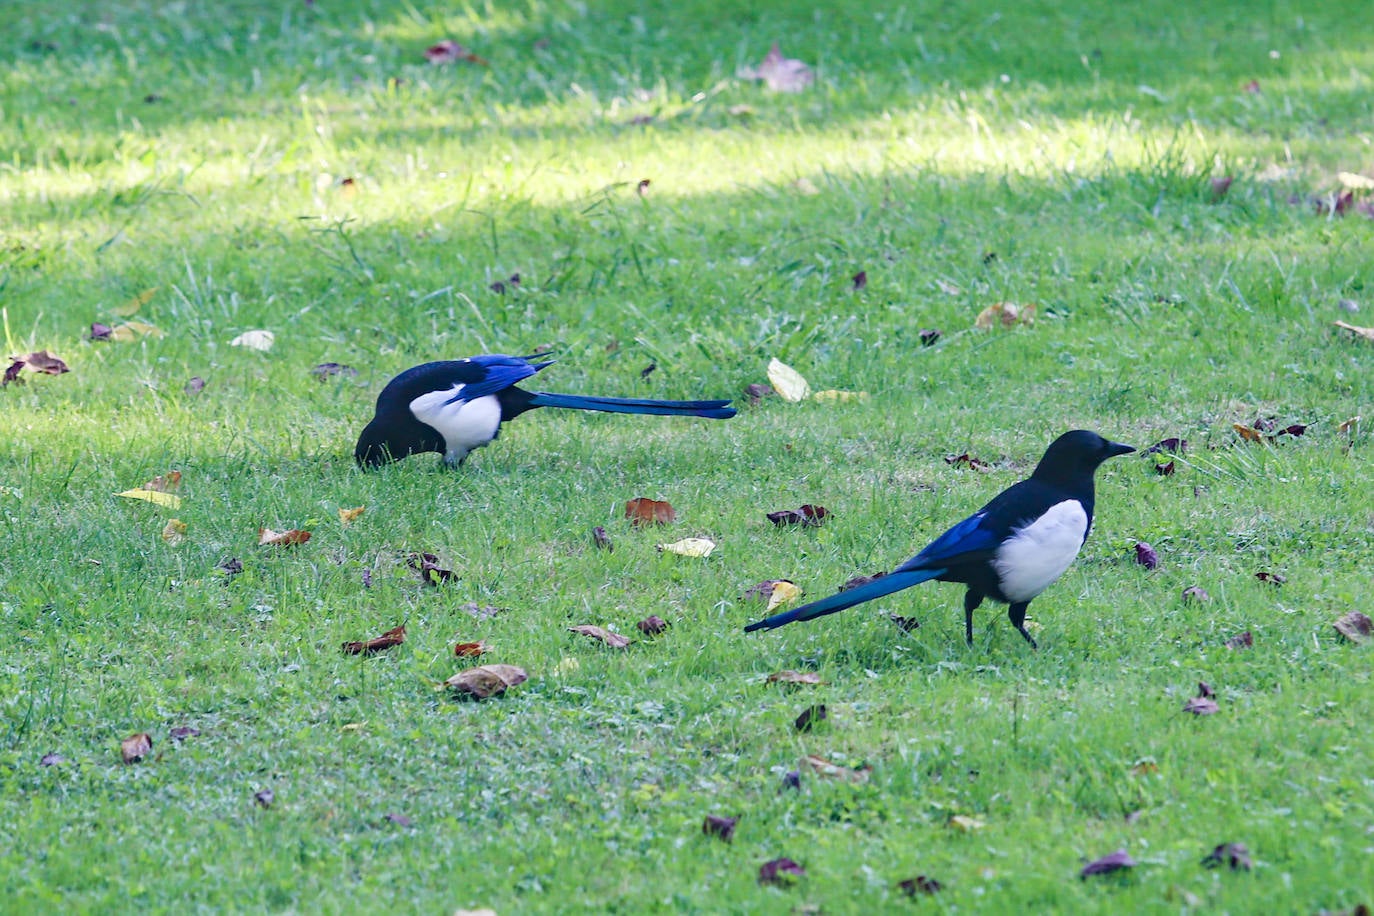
[743,568,944,632]
[527,391,736,419]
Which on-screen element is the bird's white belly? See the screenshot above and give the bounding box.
[992,500,1088,602]
[409,385,502,464]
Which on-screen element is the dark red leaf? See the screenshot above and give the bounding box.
[1079,849,1136,878]
[945,452,992,472]
[254,788,275,808]
[1202,842,1252,871]
[2,359,25,386]
[758,857,806,885]
[591,526,614,551]
[489,280,507,295]
[1275,423,1308,438]
[1255,571,1286,587]
[1224,631,1253,650]
[1134,542,1159,569]
[1154,460,1176,476]
[794,704,827,732]
[1145,437,1188,454]
[1181,585,1209,603]
[407,552,457,585]
[898,875,943,896]
[852,270,867,290]
[636,615,669,636]
[341,624,406,656]
[702,814,737,842]
[767,504,830,528]
[90,323,113,341]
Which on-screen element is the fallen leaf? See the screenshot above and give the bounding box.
[142,471,182,493]
[889,613,920,633]
[1201,842,1252,871]
[948,814,986,832]
[757,857,806,886]
[851,270,867,290]
[1129,759,1159,776]
[745,382,774,404]
[765,580,803,612]
[1184,688,1220,715]
[918,328,943,346]
[229,330,274,351]
[258,527,311,547]
[1333,611,1373,643]
[811,389,869,403]
[22,351,69,375]
[766,358,811,402]
[341,624,406,656]
[1243,79,1261,93]
[311,362,358,380]
[766,504,829,528]
[1335,321,1374,341]
[254,788,274,808]
[635,179,651,198]
[1224,631,1253,650]
[1233,422,1266,442]
[1338,416,1361,434]
[1145,437,1188,454]
[974,301,1037,330]
[1,359,24,386]
[656,537,716,557]
[1154,460,1176,476]
[424,39,488,66]
[766,670,825,686]
[120,732,153,764]
[1255,571,1286,587]
[1321,189,1357,216]
[117,489,182,509]
[1210,175,1234,201]
[338,506,365,525]
[216,557,243,578]
[1198,681,1215,698]
[625,496,676,527]
[161,519,188,545]
[454,640,488,658]
[935,278,962,295]
[169,726,200,741]
[1080,849,1135,878]
[898,876,943,896]
[1338,172,1374,190]
[108,320,164,341]
[739,42,814,93]
[568,625,631,648]
[113,287,159,317]
[383,812,413,827]
[1181,586,1209,603]
[945,452,993,472]
[443,664,528,699]
[1134,542,1159,569]
[40,753,66,766]
[839,571,887,591]
[801,754,871,783]
[636,615,669,636]
[407,552,456,585]
[185,377,206,395]
[591,526,614,551]
[702,814,738,842]
[780,770,801,791]
[794,704,827,732]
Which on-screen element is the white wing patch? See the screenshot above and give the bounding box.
[409,384,502,464]
[992,500,1089,603]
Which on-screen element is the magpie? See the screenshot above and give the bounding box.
[355,354,737,467]
[744,430,1135,647]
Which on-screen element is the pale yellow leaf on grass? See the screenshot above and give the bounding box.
[935,278,962,295]
[161,519,188,545]
[1335,320,1374,342]
[974,302,1037,330]
[1337,171,1374,190]
[113,287,159,317]
[109,320,165,342]
[656,537,716,558]
[230,329,275,351]
[117,488,183,509]
[811,389,869,403]
[338,506,366,525]
[766,579,803,612]
[767,358,811,402]
[949,814,986,832]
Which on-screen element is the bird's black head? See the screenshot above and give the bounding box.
[354,414,445,467]
[1032,430,1135,485]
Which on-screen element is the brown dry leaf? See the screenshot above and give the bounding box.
[1224,631,1254,650]
[1335,321,1374,342]
[889,613,920,633]
[143,471,182,493]
[453,640,488,658]
[311,362,358,380]
[1232,423,1265,443]
[120,732,153,764]
[1338,416,1361,434]
[2,359,24,386]
[258,527,311,547]
[23,350,69,375]
[161,519,188,546]
[945,452,993,472]
[568,624,631,649]
[338,506,365,526]
[794,704,827,732]
[443,664,528,699]
[1181,586,1210,602]
[656,537,715,557]
[109,321,164,342]
[636,615,669,636]
[1080,849,1136,878]
[757,857,806,886]
[738,42,814,93]
[254,788,275,808]
[341,624,406,656]
[974,302,1036,330]
[800,754,871,783]
[1333,611,1373,643]
[407,552,457,585]
[766,358,811,402]
[702,814,738,842]
[767,670,825,686]
[840,571,887,591]
[766,504,830,528]
[424,39,488,66]
[1129,760,1160,776]
[1201,842,1252,871]
[625,496,676,527]
[899,875,943,896]
[1184,689,1220,715]
[1255,571,1286,587]
[591,526,614,551]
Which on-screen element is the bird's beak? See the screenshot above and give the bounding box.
[1107,441,1136,457]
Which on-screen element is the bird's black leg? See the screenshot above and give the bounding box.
[963,590,984,645]
[1008,602,1037,649]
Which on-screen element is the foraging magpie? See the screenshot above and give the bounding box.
[355,354,736,467]
[744,430,1135,647]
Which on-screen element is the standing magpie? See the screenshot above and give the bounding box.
[744,430,1135,647]
[355,354,736,467]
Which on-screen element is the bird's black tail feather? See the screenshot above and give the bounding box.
[743,568,943,632]
[526,391,736,419]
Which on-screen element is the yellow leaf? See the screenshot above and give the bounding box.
[161,518,188,545]
[341,722,366,732]
[230,329,275,351]
[338,506,366,525]
[1337,171,1374,190]
[949,814,986,832]
[974,302,1036,330]
[766,579,803,612]
[766,358,811,402]
[113,287,159,317]
[656,537,716,558]
[811,389,869,403]
[117,488,183,509]
[109,320,165,342]
[1335,320,1374,342]
[800,754,871,783]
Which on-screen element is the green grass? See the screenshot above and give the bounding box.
[3,0,1373,911]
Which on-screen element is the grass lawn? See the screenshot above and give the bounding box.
[3,0,1373,911]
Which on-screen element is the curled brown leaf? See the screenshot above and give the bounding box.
[120,732,153,764]
[568,625,630,648]
[702,814,738,842]
[444,664,528,699]
[341,624,406,656]
[625,497,676,527]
